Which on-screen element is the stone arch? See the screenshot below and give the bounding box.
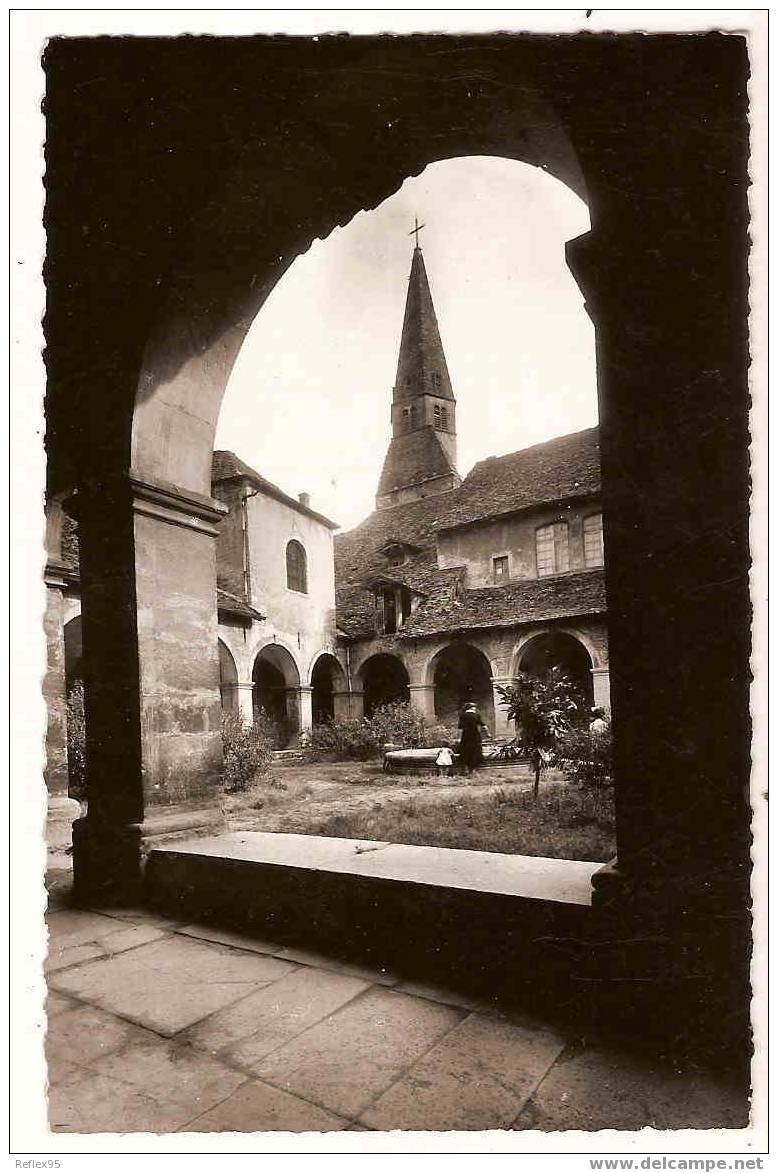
[309,652,346,725]
[218,639,239,714]
[358,653,410,718]
[514,629,594,706]
[512,625,602,674]
[427,642,495,731]
[251,642,302,748]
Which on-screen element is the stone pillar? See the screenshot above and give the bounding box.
[490,679,515,739]
[43,565,81,858]
[333,690,364,721]
[235,683,255,724]
[591,666,611,711]
[296,686,314,733]
[72,476,228,903]
[408,683,436,724]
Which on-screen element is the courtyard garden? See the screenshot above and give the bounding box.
[219,679,616,863]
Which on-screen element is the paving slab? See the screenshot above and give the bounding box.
[49,935,299,1035]
[514,1046,750,1132]
[49,1069,231,1134]
[90,1037,246,1127]
[181,1079,347,1133]
[45,942,107,974]
[98,924,170,954]
[253,987,464,1118]
[192,967,368,1058]
[46,910,128,948]
[46,991,79,1018]
[176,923,284,956]
[46,1005,156,1072]
[361,1012,566,1131]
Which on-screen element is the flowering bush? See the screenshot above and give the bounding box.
[220,711,274,791]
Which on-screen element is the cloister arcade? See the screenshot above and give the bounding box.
[42,35,751,1061]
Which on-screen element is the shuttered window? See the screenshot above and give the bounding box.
[583,513,604,567]
[536,522,570,577]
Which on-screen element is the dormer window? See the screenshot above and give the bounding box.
[376,585,412,634]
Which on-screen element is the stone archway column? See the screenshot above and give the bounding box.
[408,683,436,724]
[590,666,611,711]
[295,686,314,733]
[234,683,255,724]
[71,475,228,903]
[333,690,363,721]
[490,679,515,739]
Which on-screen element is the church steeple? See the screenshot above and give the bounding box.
[375,242,460,510]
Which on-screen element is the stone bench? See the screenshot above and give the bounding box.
[145,831,602,1023]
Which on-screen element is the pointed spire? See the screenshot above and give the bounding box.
[375,244,460,510]
[393,246,455,403]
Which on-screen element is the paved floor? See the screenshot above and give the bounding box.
[45,900,749,1134]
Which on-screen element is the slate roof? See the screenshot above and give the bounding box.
[398,569,606,638]
[440,427,601,531]
[335,426,603,641]
[212,450,339,530]
[392,247,455,403]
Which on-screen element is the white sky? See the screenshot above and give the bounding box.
[216,155,597,531]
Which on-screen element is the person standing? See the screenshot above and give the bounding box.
[458,701,485,775]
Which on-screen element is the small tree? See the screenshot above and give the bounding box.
[557,717,614,792]
[496,669,586,798]
[220,711,274,792]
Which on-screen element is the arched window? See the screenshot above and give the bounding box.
[536,521,570,577]
[286,539,308,593]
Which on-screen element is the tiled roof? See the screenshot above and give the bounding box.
[392,247,455,403]
[217,586,265,622]
[212,450,339,530]
[439,427,600,531]
[335,427,603,641]
[398,568,606,638]
[376,428,457,497]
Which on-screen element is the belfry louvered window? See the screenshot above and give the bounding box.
[536,522,570,578]
[286,539,308,593]
[433,404,449,431]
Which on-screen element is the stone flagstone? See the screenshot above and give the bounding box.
[361,1012,566,1131]
[181,1079,348,1133]
[49,935,299,1035]
[192,967,368,1058]
[253,987,463,1118]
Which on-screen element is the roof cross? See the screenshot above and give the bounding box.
[408,216,425,247]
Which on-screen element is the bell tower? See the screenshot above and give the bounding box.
[375,233,460,510]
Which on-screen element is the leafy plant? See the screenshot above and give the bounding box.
[220,711,274,791]
[556,718,613,792]
[65,679,87,801]
[496,669,587,798]
[305,702,431,761]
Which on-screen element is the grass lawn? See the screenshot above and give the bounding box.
[223,760,615,862]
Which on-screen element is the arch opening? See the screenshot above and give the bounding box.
[517,631,594,706]
[429,643,495,731]
[218,639,239,714]
[360,654,410,718]
[310,654,344,725]
[252,644,301,748]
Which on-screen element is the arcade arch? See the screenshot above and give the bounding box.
[427,643,495,731]
[515,630,594,705]
[359,654,410,718]
[252,644,301,748]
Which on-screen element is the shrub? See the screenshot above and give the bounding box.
[305,702,431,761]
[220,711,274,791]
[65,679,87,801]
[557,719,614,792]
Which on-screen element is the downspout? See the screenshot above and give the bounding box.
[241,489,252,604]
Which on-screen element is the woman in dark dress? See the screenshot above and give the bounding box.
[458,702,485,774]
